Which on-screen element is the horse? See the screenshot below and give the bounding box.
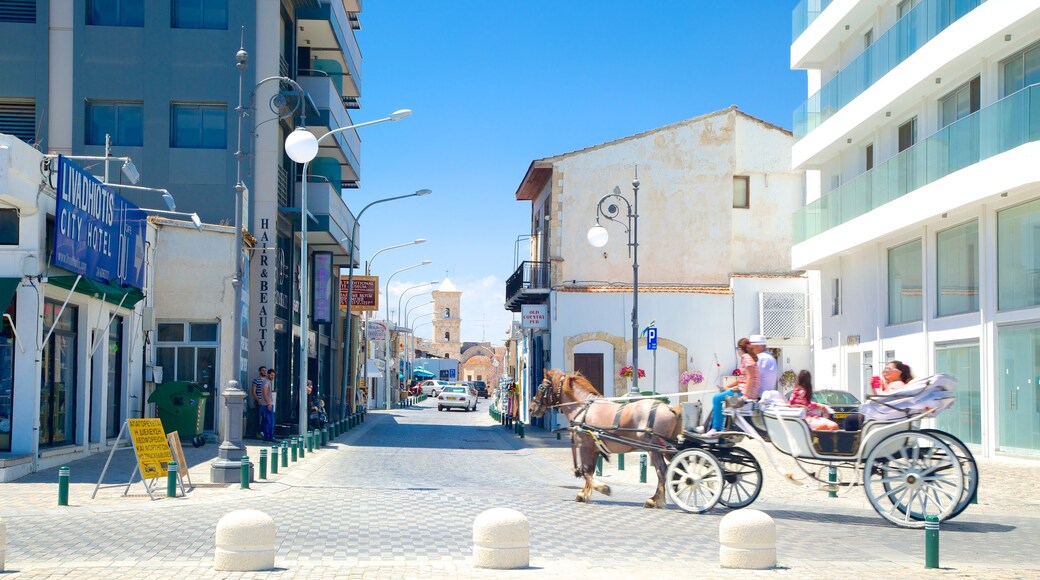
[529,368,683,508]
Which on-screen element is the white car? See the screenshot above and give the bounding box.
[437,385,477,412]
[420,380,450,397]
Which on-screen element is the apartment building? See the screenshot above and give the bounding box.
[0,0,365,449]
[790,0,1040,456]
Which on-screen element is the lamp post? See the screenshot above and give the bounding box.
[284,111,412,436]
[340,192,431,415]
[398,282,438,328]
[587,172,641,396]
[368,239,426,276]
[382,260,432,409]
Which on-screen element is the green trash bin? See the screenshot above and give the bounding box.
[148,381,210,448]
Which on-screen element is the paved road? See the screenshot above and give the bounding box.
[1,399,1039,578]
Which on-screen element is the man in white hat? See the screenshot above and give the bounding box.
[750,334,778,394]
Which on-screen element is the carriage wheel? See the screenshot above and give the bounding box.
[715,447,763,509]
[863,431,964,528]
[665,449,724,513]
[884,429,977,521]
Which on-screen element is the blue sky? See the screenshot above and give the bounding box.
[354,1,805,344]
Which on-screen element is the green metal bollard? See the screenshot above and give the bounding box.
[281,441,289,467]
[271,446,279,474]
[828,466,838,498]
[321,427,327,446]
[58,466,70,506]
[618,453,625,471]
[259,449,268,480]
[298,434,305,458]
[240,455,250,489]
[925,515,939,569]
[596,455,603,476]
[167,461,178,497]
[518,422,525,439]
[639,454,648,483]
[556,431,561,440]
[307,431,314,453]
[970,488,978,505]
[290,438,298,462]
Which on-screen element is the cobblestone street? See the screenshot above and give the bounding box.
[1,400,1039,578]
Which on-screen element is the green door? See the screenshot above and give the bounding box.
[934,342,981,445]
[996,325,1040,453]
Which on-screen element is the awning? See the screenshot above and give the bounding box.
[413,368,435,378]
[49,276,145,309]
[0,278,19,314]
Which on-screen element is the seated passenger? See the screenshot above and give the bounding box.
[705,337,760,437]
[843,360,914,430]
[788,370,837,431]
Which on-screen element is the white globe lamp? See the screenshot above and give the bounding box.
[587,225,609,248]
[284,127,319,163]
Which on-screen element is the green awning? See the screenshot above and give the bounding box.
[49,276,145,309]
[0,278,19,314]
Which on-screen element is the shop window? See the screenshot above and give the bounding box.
[0,299,16,452]
[39,301,78,448]
[997,198,1040,311]
[0,209,17,245]
[936,220,979,316]
[888,239,922,325]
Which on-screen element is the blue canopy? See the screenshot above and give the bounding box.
[413,367,436,378]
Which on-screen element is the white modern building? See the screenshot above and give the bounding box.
[790,0,1040,456]
[507,107,809,425]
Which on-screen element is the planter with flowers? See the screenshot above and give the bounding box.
[619,365,645,394]
[680,369,704,391]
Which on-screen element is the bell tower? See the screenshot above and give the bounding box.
[431,278,462,359]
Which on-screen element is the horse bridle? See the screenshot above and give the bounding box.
[532,375,562,412]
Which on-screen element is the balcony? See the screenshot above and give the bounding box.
[791,0,833,41]
[298,74,360,186]
[281,179,359,267]
[297,1,362,99]
[793,0,987,142]
[505,261,551,313]
[794,83,1040,244]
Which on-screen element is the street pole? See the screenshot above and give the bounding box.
[381,261,432,409]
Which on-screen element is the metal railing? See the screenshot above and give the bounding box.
[505,261,550,303]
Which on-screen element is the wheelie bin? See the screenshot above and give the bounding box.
[148,381,210,447]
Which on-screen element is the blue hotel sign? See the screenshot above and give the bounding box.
[52,156,147,289]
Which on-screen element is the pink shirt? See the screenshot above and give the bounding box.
[738,353,760,399]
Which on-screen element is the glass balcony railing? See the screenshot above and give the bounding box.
[793,0,986,141]
[794,84,1040,243]
[792,0,833,41]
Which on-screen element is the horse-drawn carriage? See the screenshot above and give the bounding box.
[530,370,977,529]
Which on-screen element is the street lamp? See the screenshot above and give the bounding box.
[140,208,203,231]
[382,260,432,409]
[405,300,434,329]
[368,239,426,275]
[285,111,412,436]
[397,282,438,328]
[587,173,641,396]
[340,191,431,414]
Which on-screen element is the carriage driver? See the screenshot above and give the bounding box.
[706,337,760,437]
[750,334,778,394]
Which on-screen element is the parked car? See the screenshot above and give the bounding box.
[437,385,477,412]
[420,379,450,397]
[813,389,861,422]
[472,380,489,398]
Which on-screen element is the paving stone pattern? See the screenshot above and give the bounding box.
[0,400,1039,578]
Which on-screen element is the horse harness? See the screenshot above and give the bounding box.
[570,399,677,463]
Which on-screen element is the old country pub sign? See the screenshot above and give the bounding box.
[53,156,146,289]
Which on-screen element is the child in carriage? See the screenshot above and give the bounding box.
[786,370,838,431]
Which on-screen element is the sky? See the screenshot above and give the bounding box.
[354,1,806,345]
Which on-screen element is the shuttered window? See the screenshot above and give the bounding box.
[0,99,36,146]
[0,0,35,23]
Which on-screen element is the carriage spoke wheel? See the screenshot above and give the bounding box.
[716,447,763,509]
[863,431,964,528]
[665,449,724,513]
[888,429,978,521]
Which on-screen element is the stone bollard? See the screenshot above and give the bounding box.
[0,516,6,571]
[214,509,276,572]
[472,508,529,570]
[719,509,776,569]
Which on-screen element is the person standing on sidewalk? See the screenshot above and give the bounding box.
[258,368,276,441]
[249,366,267,439]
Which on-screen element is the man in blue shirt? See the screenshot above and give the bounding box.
[750,335,778,394]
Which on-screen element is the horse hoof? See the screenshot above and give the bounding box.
[643,499,659,509]
[600,485,612,497]
[575,495,588,503]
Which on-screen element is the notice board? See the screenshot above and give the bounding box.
[128,418,174,479]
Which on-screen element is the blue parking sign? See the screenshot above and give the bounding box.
[449,368,456,378]
[647,328,657,350]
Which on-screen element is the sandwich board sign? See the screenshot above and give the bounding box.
[92,418,185,500]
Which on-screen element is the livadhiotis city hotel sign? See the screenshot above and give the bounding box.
[52,156,147,289]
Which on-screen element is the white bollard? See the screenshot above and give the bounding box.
[214,509,276,572]
[719,509,776,569]
[472,508,529,569]
[0,516,6,572]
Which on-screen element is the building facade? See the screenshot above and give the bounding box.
[507,107,808,425]
[790,0,1040,456]
[0,1,367,444]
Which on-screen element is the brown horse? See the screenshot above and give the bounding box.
[529,369,683,508]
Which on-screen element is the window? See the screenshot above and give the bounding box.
[831,278,841,316]
[865,143,874,171]
[40,301,78,448]
[0,209,17,245]
[898,117,917,152]
[997,198,1040,311]
[888,239,922,325]
[444,307,450,318]
[87,0,143,26]
[936,220,979,316]
[0,98,36,145]
[1,298,16,451]
[171,0,227,29]
[171,103,226,149]
[733,176,750,208]
[86,101,143,146]
[940,77,980,128]
[444,331,450,341]
[156,321,219,431]
[897,0,921,18]
[1000,42,1040,98]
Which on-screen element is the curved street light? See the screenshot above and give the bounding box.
[285,111,413,436]
[397,281,438,328]
[587,173,641,396]
[367,239,426,276]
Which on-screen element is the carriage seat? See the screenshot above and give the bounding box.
[760,408,861,458]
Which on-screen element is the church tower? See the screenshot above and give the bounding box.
[431,278,462,359]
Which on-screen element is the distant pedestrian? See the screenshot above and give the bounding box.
[258,368,276,441]
[250,366,267,439]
